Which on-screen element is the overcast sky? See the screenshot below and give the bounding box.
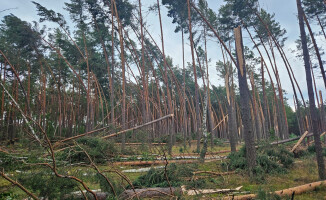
[1,0,325,109]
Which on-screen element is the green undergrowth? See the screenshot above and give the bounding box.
[56,137,117,164]
[307,144,326,156]
[294,144,326,158]
[17,169,79,199]
[222,144,294,182]
[130,163,197,188]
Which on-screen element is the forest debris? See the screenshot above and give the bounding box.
[181,171,236,181]
[0,169,39,200]
[172,150,235,156]
[224,180,326,199]
[101,114,174,139]
[122,166,164,173]
[213,114,228,130]
[115,155,224,162]
[119,187,179,199]
[268,132,313,146]
[291,131,309,152]
[54,114,173,152]
[308,132,326,145]
[115,143,166,145]
[182,185,242,196]
[65,189,108,200]
[121,186,242,199]
[113,157,225,166]
[193,171,236,176]
[0,147,9,154]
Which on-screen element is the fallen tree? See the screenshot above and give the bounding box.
[115,143,166,145]
[268,132,313,146]
[119,187,179,199]
[120,185,243,199]
[54,114,173,151]
[183,185,242,196]
[308,132,326,145]
[112,157,225,166]
[291,131,309,152]
[101,114,174,139]
[183,171,236,181]
[223,180,326,200]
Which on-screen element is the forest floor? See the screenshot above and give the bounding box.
[1,140,326,199]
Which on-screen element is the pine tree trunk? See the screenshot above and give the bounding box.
[234,26,256,177]
[296,0,326,180]
[303,13,326,90]
[182,28,188,149]
[320,91,326,143]
[110,0,115,125]
[187,0,202,153]
[157,0,174,154]
[113,0,126,151]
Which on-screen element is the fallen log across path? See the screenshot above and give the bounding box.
[113,157,225,166]
[223,180,326,200]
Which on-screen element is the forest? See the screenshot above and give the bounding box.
[0,0,326,199]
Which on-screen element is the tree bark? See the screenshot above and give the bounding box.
[234,26,256,177]
[296,0,326,180]
[187,0,202,154]
[303,12,326,90]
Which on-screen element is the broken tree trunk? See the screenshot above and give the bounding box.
[120,187,179,199]
[182,185,242,196]
[234,26,256,177]
[308,132,326,145]
[54,114,173,152]
[113,158,224,166]
[291,131,309,152]
[101,114,173,139]
[224,180,326,200]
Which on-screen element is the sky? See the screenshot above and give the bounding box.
[0,0,325,109]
